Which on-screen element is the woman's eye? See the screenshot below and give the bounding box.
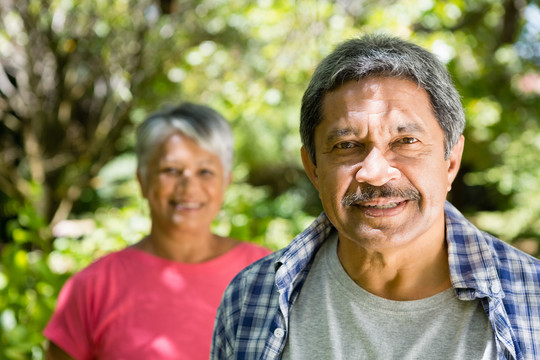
[200,169,215,176]
[162,167,180,175]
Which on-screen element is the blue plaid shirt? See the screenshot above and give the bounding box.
[212,202,540,359]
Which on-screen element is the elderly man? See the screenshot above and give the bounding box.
[211,34,540,360]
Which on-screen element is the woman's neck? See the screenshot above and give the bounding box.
[133,228,238,263]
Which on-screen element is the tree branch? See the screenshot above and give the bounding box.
[411,3,491,33]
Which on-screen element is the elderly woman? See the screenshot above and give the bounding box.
[44,103,271,360]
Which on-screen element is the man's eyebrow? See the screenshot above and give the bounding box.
[325,128,357,144]
[396,123,427,134]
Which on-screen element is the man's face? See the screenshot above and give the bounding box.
[302,77,464,251]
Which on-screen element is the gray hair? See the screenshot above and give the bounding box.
[300,33,465,164]
[136,102,234,183]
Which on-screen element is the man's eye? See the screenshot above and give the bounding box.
[398,137,418,144]
[335,142,356,149]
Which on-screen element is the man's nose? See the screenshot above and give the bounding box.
[355,148,401,186]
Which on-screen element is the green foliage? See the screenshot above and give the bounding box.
[1,199,54,359]
[1,0,540,358]
[215,167,317,250]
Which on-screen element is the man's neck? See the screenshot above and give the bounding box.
[336,234,451,301]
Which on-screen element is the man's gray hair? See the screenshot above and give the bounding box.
[136,102,234,184]
[300,33,465,164]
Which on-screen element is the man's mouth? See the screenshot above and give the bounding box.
[363,201,403,209]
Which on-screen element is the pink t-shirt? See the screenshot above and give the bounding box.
[44,242,271,360]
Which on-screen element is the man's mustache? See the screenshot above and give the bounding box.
[341,184,421,206]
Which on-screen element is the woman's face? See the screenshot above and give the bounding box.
[139,132,229,234]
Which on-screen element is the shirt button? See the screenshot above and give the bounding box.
[491,283,501,293]
[274,328,285,338]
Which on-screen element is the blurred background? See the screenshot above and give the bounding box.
[1,0,539,357]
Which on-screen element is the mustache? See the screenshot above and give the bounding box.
[341,184,421,206]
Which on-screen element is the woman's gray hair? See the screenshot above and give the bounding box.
[136,102,234,183]
[300,33,465,164]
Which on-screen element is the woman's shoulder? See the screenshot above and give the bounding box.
[69,248,141,283]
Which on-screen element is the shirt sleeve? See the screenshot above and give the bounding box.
[43,272,94,360]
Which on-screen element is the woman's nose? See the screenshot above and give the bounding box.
[355,148,401,186]
[175,171,196,191]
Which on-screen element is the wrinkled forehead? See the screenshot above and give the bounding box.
[322,77,429,109]
[319,78,437,136]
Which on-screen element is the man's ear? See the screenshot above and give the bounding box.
[301,146,319,191]
[137,169,148,198]
[446,135,465,191]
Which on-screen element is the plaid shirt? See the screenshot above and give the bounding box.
[212,202,540,359]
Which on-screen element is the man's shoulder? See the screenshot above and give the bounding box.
[446,202,540,267]
[226,212,334,293]
[225,249,284,293]
[215,249,283,335]
[482,230,540,275]
[212,249,284,359]
[445,201,540,291]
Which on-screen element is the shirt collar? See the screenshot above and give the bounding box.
[274,202,505,301]
[274,212,333,291]
[445,201,504,300]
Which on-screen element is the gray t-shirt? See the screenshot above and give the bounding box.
[282,233,497,359]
